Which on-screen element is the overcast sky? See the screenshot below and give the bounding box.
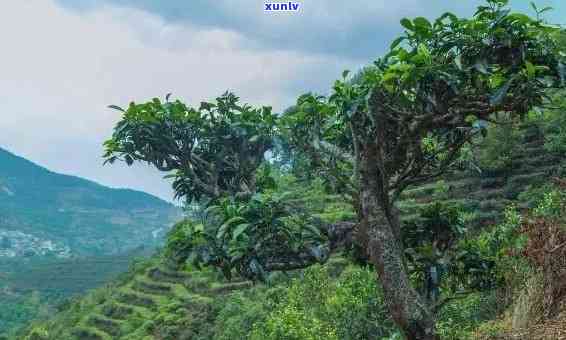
[0,0,564,203]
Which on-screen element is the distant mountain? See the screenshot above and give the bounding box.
[0,147,182,258]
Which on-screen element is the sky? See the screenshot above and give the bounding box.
[0,0,564,203]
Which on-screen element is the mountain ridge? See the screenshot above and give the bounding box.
[0,146,182,258]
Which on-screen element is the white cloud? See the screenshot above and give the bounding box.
[0,0,357,201]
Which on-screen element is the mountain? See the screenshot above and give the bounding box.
[0,147,182,258]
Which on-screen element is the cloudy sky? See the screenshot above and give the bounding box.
[0,0,564,203]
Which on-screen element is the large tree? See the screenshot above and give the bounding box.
[103,92,277,203]
[284,1,566,338]
[103,1,566,337]
[103,92,331,280]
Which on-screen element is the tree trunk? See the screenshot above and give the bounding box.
[360,146,438,340]
[352,194,371,264]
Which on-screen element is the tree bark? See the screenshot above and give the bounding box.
[360,145,438,340]
[351,193,371,264]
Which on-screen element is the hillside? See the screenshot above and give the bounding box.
[15,120,566,340]
[399,122,564,225]
[14,254,353,340]
[0,147,182,258]
[0,147,184,335]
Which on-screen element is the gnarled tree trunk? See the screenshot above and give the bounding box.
[359,143,438,340]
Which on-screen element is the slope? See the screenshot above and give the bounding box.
[0,147,182,257]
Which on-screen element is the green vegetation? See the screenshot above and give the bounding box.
[15,124,566,338]
[0,248,155,336]
[10,0,566,339]
[0,145,180,335]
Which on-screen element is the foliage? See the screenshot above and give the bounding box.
[278,2,566,336]
[402,201,488,303]
[436,291,499,339]
[457,205,529,290]
[279,94,356,200]
[248,265,396,340]
[476,116,524,174]
[166,191,328,281]
[517,182,556,207]
[0,249,152,336]
[212,287,278,340]
[104,92,277,203]
[26,0,562,338]
[105,91,340,280]
[0,292,50,338]
[533,188,565,217]
[542,93,566,153]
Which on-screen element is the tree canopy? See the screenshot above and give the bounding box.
[279,1,566,338]
[103,92,277,203]
[104,1,566,339]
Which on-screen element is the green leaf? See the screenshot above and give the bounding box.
[400,18,414,31]
[194,223,205,233]
[418,44,430,59]
[390,37,406,50]
[525,61,536,79]
[217,216,246,239]
[204,205,221,215]
[342,70,350,79]
[413,17,431,29]
[232,223,251,240]
[539,6,554,14]
[108,105,125,112]
[465,114,477,123]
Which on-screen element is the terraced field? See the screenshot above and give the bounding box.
[40,262,252,340]
[16,254,354,340]
[399,124,565,226]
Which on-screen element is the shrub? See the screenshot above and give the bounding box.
[476,118,523,174]
[213,288,277,340]
[436,292,499,340]
[543,105,566,154]
[249,265,396,340]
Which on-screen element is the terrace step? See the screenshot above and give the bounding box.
[116,289,157,310]
[87,314,122,338]
[132,278,173,296]
[101,302,135,320]
[147,267,189,285]
[209,281,253,294]
[70,326,109,340]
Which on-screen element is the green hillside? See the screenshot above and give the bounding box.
[0,249,153,336]
[14,254,356,340]
[14,119,566,339]
[399,122,564,225]
[0,147,182,257]
[9,3,566,339]
[0,147,183,335]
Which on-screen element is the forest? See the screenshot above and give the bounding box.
[11,0,566,339]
